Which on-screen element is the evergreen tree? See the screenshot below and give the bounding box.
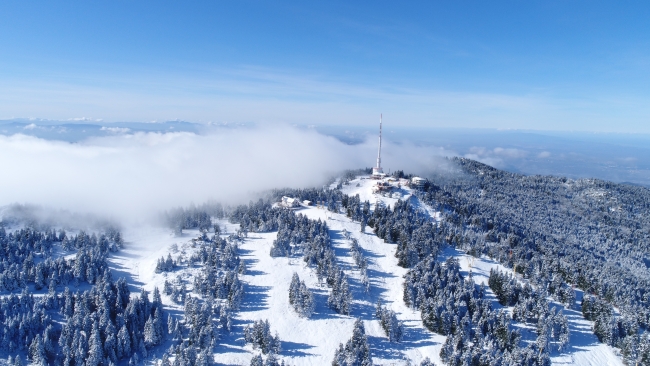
[328,271,351,315]
[87,322,104,366]
[288,273,315,318]
[332,319,373,366]
[250,354,264,366]
[28,335,47,366]
[117,325,131,359]
[375,302,404,343]
[244,320,281,355]
[289,273,300,306]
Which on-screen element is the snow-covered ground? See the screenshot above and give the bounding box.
[438,247,623,366]
[100,176,623,365]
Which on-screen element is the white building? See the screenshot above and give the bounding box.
[411,177,426,189]
[281,196,301,208]
[372,180,392,193]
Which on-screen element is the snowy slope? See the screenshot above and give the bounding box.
[101,175,624,365]
[299,205,444,365]
[119,212,443,365]
[438,247,623,366]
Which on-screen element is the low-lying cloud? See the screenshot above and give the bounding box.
[0,125,451,224]
[464,146,529,168]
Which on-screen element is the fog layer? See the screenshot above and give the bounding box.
[0,125,450,223]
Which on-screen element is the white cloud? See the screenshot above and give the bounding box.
[70,117,104,122]
[463,153,504,168]
[0,125,451,224]
[493,147,527,159]
[100,126,131,133]
[538,151,551,158]
[464,146,529,167]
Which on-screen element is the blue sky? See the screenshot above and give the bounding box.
[1,1,649,132]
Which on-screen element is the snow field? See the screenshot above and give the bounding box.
[300,206,444,365]
[341,175,623,365]
[104,175,624,365]
[439,244,623,365]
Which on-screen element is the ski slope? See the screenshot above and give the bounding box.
[103,176,624,365]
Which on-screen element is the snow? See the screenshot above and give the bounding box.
[109,225,183,293]
[340,177,408,210]
[214,231,357,365]
[298,206,444,365]
[439,246,624,366]
[67,175,624,365]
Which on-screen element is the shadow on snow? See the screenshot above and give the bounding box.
[240,284,271,312]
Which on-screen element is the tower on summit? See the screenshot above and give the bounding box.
[372,114,385,179]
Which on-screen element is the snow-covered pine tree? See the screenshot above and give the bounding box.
[144,315,160,348]
[289,273,300,306]
[168,313,175,335]
[117,325,131,359]
[375,302,404,342]
[328,270,351,315]
[87,322,105,366]
[288,273,315,318]
[28,335,47,366]
[196,348,214,366]
[244,319,281,355]
[13,356,23,366]
[331,319,372,366]
[104,323,118,364]
[298,282,315,318]
[250,354,264,366]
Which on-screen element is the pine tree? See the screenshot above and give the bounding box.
[43,324,56,357]
[117,325,131,359]
[250,354,264,366]
[161,353,172,366]
[332,343,346,366]
[332,319,372,366]
[557,314,570,353]
[28,335,47,366]
[144,315,157,348]
[244,319,281,355]
[289,273,300,306]
[196,348,213,366]
[328,271,351,315]
[153,287,163,313]
[87,322,104,366]
[168,314,175,335]
[104,326,118,364]
[264,353,281,366]
[375,302,404,343]
[299,282,315,318]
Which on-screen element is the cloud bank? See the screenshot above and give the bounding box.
[0,125,450,224]
[463,146,528,168]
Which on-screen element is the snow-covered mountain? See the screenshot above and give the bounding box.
[0,163,647,365]
[149,177,622,365]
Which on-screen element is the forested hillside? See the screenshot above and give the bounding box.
[1,159,649,365]
[418,158,650,360]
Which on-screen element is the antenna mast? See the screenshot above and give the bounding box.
[377,114,382,172]
[372,114,384,177]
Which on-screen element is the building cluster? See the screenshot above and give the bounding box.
[280,196,313,209]
[372,176,426,194]
[370,115,426,194]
